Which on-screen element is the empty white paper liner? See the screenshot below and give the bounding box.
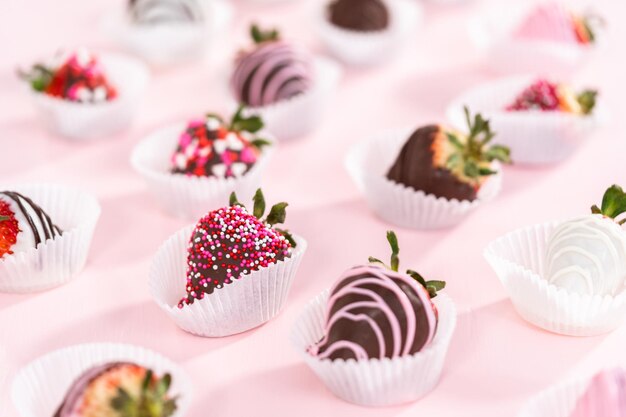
[150,225,307,337]
[291,290,457,406]
[0,184,100,293]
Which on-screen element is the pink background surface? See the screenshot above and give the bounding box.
[1,0,626,415]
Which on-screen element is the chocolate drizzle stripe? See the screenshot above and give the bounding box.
[0,191,62,247]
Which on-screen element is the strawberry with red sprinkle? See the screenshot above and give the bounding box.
[171,106,271,178]
[19,49,117,103]
[506,79,597,115]
[179,189,295,308]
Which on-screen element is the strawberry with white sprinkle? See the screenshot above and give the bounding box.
[19,49,117,103]
[179,189,295,307]
[170,106,271,178]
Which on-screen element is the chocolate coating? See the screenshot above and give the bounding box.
[386,125,478,201]
[328,0,389,32]
[231,41,313,107]
[309,265,437,361]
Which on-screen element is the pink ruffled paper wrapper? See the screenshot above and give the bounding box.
[149,225,307,337]
[0,184,100,293]
[131,123,275,221]
[484,221,626,336]
[315,0,421,66]
[27,52,149,141]
[468,2,601,76]
[226,56,342,142]
[345,128,503,230]
[446,75,607,165]
[291,289,457,407]
[102,0,233,67]
[518,368,626,417]
[11,343,192,417]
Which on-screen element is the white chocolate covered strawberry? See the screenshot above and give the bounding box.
[545,185,626,296]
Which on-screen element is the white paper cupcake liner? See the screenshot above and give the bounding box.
[0,184,101,293]
[484,221,626,336]
[131,123,275,221]
[28,52,149,141]
[11,343,192,417]
[291,290,456,407]
[149,225,307,337]
[468,4,599,76]
[315,0,421,66]
[103,0,233,67]
[345,128,503,230]
[446,75,606,165]
[229,57,342,142]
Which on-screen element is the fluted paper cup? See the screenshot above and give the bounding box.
[11,343,192,417]
[103,0,233,67]
[291,290,456,406]
[0,184,101,293]
[149,225,307,337]
[229,56,342,142]
[315,0,421,66]
[28,52,149,141]
[446,76,606,165]
[345,128,502,230]
[131,123,275,220]
[484,221,626,336]
[468,3,599,76]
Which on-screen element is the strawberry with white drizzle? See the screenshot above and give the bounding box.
[170,106,271,178]
[545,185,626,296]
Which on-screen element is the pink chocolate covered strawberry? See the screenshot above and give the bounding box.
[513,2,601,45]
[19,49,117,103]
[506,79,597,115]
[178,189,296,307]
[170,106,270,178]
[53,362,177,417]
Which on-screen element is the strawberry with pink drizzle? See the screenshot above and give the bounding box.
[513,2,601,45]
[53,362,177,417]
[19,49,117,103]
[231,25,313,107]
[506,79,597,115]
[178,189,296,307]
[309,231,445,361]
[170,106,271,178]
[569,368,626,417]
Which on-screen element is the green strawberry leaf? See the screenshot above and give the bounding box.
[386,230,399,272]
[598,184,626,220]
[274,227,297,247]
[250,138,272,150]
[0,215,9,222]
[250,24,280,44]
[229,192,243,207]
[265,202,288,226]
[252,189,266,219]
[577,90,597,115]
[485,145,511,163]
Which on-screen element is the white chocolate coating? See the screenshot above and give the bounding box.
[545,215,626,296]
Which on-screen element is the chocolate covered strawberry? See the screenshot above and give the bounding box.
[507,79,597,115]
[545,185,626,296]
[53,362,177,417]
[387,107,511,201]
[19,50,117,103]
[179,189,296,307]
[309,231,445,361]
[170,106,271,178]
[0,191,62,259]
[513,2,601,45]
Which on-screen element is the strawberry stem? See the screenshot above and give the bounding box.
[250,24,280,44]
[591,184,626,221]
[577,89,597,115]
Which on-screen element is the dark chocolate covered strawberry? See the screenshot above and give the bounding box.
[53,362,177,417]
[178,189,296,307]
[309,231,445,361]
[387,107,511,202]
